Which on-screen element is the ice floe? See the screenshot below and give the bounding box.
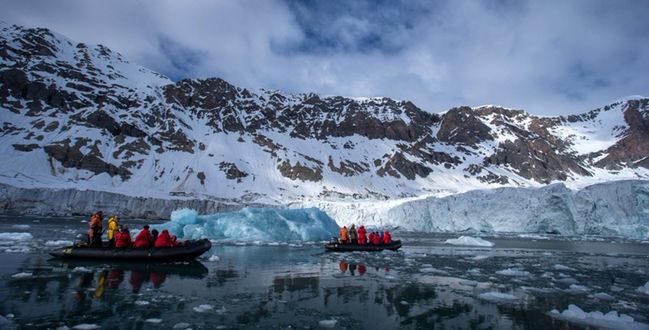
[193,304,214,313]
[0,233,33,241]
[444,236,494,247]
[134,300,150,306]
[144,318,162,323]
[592,292,615,300]
[72,324,100,330]
[207,255,220,262]
[495,268,530,276]
[318,319,338,328]
[637,281,649,295]
[549,304,649,330]
[477,291,519,303]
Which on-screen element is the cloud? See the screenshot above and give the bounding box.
[1,0,647,115]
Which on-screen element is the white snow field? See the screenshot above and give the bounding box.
[154,207,340,241]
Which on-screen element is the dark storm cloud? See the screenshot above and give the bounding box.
[1,0,648,115]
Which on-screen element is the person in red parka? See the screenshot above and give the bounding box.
[154,229,174,248]
[357,225,367,245]
[384,230,392,244]
[134,225,153,248]
[371,232,381,245]
[115,226,132,248]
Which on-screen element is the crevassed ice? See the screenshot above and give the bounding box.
[155,207,340,241]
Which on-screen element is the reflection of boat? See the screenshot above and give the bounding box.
[49,239,212,261]
[325,240,402,252]
[47,259,210,279]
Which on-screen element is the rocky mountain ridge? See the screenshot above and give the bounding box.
[1,22,648,204]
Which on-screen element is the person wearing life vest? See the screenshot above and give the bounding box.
[339,226,348,244]
[349,224,358,244]
[88,211,103,247]
[106,215,120,247]
[115,226,132,248]
[357,225,367,245]
[134,225,153,248]
[154,229,174,247]
[384,230,392,244]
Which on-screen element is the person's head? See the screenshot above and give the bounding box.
[162,229,169,235]
[351,224,355,228]
[123,226,129,233]
[97,211,103,216]
[152,229,159,236]
[343,225,347,229]
[117,225,123,231]
[143,225,150,230]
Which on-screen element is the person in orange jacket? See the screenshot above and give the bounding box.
[339,226,348,244]
[88,211,103,247]
[133,225,153,248]
[357,225,367,245]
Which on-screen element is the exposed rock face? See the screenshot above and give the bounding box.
[1,22,648,204]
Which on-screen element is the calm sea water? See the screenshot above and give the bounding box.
[0,216,648,329]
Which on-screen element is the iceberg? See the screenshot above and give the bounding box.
[155,207,340,242]
[444,236,494,247]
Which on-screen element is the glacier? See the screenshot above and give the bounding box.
[153,207,340,242]
[294,180,649,239]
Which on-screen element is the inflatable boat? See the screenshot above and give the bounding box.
[49,239,212,261]
[325,240,402,252]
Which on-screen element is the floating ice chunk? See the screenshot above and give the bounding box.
[193,304,213,313]
[548,304,648,330]
[319,319,338,328]
[134,300,150,306]
[11,272,32,278]
[11,225,30,230]
[444,236,494,247]
[400,301,409,305]
[215,306,227,314]
[459,280,479,287]
[155,208,339,241]
[0,233,33,241]
[72,324,100,330]
[72,267,92,273]
[145,318,162,323]
[173,323,191,329]
[478,291,519,303]
[207,255,220,262]
[420,267,448,274]
[496,268,530,277]
[553,264,574,271]
[45,240,73,246]
[471,255,490,260]
[611,285,624,292]
[568,284,589,293]
[637,282,649,295]
[593,292,615,300]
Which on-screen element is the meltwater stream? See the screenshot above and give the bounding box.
[0,216,648,329]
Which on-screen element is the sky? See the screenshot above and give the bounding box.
[1,0,648,116]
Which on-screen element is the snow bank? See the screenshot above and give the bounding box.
[549,304,649,330]
[0,233,33,241]
[155,207,339,241]
[444,236,494,247]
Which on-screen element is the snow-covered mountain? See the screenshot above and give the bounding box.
[1,21,649,206]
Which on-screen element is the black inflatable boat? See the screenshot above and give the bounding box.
[325,240,402,252]
[49,239,212,261]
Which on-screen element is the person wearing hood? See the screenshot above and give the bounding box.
[106,215,119,247]
[134,225,153,248]
[349,225,358,244]
[357,225,367,245]
[154,229,174,248]
[115,226,132,248]
[339,225,348,244]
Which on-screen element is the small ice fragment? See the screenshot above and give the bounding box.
[477,291,518,303]
[215,306,227,314]
[611,285,624,292]
[319,319,338,328]
[193,304,213,313]
[471,255,490,260]
[6,313,14,318]
[496,268,530,277]
[72,324,100,330]
[173,323,191,329]
[134,300,150,306]
[400,301,409,305]
[208,255,220,262]
[0,233,33,241]
[45,240,73,246]
[459,280,478,287]
[636,281,649,295]
[568,284,589,292]
[145,318,162,323]
[444,236,494,247]
[72,267,92,273]
[11,225,30,230]
[11,272,32,278]
[553,264,573,271]
[593,292,615,300]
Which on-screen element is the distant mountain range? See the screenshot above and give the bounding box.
[1,21,648,204]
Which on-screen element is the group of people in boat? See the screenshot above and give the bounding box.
[87,211,179,248]
[339,224,392,245]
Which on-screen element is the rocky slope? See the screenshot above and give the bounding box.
[1,21,648,206]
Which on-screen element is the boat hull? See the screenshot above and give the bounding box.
[49,239,212,261]
[325,240,402,252]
